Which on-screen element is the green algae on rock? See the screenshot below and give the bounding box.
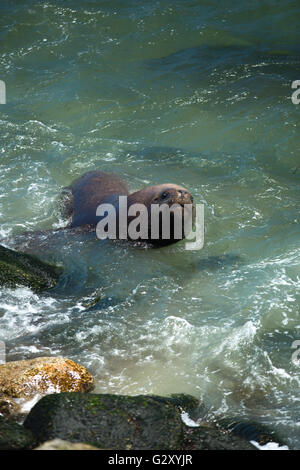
[0,244,62,292]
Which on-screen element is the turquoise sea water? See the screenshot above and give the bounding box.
[0,0,299,448]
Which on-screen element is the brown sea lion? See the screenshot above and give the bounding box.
[62,171,194,246]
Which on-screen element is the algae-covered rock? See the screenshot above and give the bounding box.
[34,439,100,450]
[0,357,94,417]
[0,244,62,291]
[24,392,185,450]
[0,416,35,450]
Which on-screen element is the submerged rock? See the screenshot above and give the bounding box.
[0,416,35,450]
[0,357,94,418]
[217,418,288,448]
[0,244,62,291]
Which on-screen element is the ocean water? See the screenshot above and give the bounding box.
[0,0,299,448]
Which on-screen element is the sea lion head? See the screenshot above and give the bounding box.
[127,183,195,246]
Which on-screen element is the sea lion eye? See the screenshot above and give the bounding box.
[161,191,169,200]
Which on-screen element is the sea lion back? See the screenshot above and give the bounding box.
[65,171,129,228]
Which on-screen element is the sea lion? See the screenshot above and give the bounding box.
[62,170,194,246]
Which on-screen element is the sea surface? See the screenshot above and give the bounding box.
[0,0,299,449]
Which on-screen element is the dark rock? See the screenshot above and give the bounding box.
[0,416,35,450]
[24,392,184,450]
[183,425,256,450]
[0,244,62,291]
[149,393,200,412]
[23,392,282,450]
[217,418,287,447]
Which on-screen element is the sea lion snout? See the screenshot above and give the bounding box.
[165,188,193,208]
[150,185,193,207]
[175,189,193,205]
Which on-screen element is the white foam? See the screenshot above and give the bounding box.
[16,395,42,415]
[250,440,289,450]
[181,411,200,427]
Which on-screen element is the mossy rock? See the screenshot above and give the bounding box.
[0,416,35,450]
[24,392,185,450]
[0,244,62,291]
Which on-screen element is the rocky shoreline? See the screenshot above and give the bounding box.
[0,356,287,450]
[0,252,282,450]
